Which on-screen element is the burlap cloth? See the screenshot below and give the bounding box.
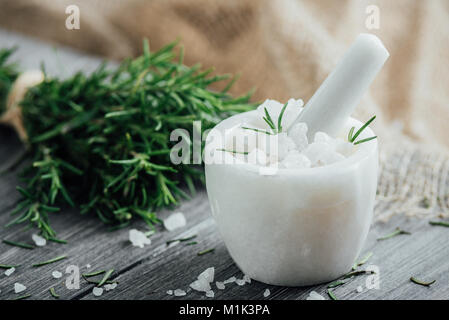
[1,0,448,221]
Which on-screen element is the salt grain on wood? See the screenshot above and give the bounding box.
[14,283,26,294]
[163,212,187,231]
[52,270,62,279]
[4,267,15,276]
[93,287,103,297]
[263,289,271,297]
[32,234,46,246]
[174,289,186,296]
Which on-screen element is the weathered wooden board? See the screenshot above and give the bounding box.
[0,30,448,300]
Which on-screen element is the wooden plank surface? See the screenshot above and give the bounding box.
[1,30,448,300]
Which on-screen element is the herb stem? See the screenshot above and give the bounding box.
[49,287,59,299]
[327,289,338,300]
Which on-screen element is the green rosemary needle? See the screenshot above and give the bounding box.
[82,270,106,277]
[2,239,35,249]
[352,252,373,270]
[32,255,67,267]
[216,148,249,155]
[0,264,19,269]
[429,221,449,228]
[348,115,377,145]
[377,227,411,241]
[327,289,338,300]
[410,276,436,287]
[14,294,31,300]
[166,234,197,245]
[185,241,198,246]
[197,248,215,256]
[97,269,115,287]
[49,287,59,299]
[327,280,346,289]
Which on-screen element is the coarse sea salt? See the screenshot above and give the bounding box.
[32,234,46,247]
[4,267,15,276]
[216,281,225,290]
[224,99,355,169]
[104,283,118,291]
[205,290,215,298]
[190,267,215,293]
[306,291,325,300]
[263,289,271,297]
[223,276,236,284]
[14,283,26,294]
[174,289,187,297]
[93,287,103,297]
[166,290,173,295]
[163,212,186,231]
[52,270,62,279]
[356,286,363,293]
[129,229,152,248]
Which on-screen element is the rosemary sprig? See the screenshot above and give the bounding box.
[377,227,411,241]
[429,221,449,228]
[14,294,31,300]
[410,276,436,287]
[0,40,254,238]
[327,280,346,289]
[197,248,215,256]
[348,115,377,145]
[32,255,67,267]
[2,239,35,249]
[49,287,60,299]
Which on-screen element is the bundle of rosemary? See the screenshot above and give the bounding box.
[0,41,254,239]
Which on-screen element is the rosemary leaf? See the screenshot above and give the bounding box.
[2,239,35,249]
[377,227,411,241]
[327,289,338,300]
[166,234,197,245]
[410,276,436,287]
[429,221,449,228]
[14,294,31,300]
[32,255,67,267]
[49,287,60,299]
[0,264,20,269]
[197,248,215,256]
[97,269,114,287]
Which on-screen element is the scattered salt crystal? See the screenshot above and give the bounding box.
[52,271,62,279]
[86,264,91,269]
[104,283,117,291]
[198,267,215,283]
[32,234,46,247]
[224,276,236,284]
[92,287,103,297]
[306,291,325,300]
[335,138,354,157]
[174,289,187,297]
[163,212,186,231]
[129,229,152,248]
[4,267,15,276]
[205,290,215,298]
[356,286,363,293]
[263,289,271,297]
[166,290,173,295]
[190,267,215,292]
[236,279,246,286]
[243,274,251,284]
[190,279,211,292]
[14,283,26,294]
[216,282,225,290]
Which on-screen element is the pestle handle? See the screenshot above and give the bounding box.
[289,33,389,140]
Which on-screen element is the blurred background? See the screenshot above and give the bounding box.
[0,0,448,150]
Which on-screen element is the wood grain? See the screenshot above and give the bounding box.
[0,30,448,300]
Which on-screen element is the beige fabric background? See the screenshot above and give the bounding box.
[0,0,448,220]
